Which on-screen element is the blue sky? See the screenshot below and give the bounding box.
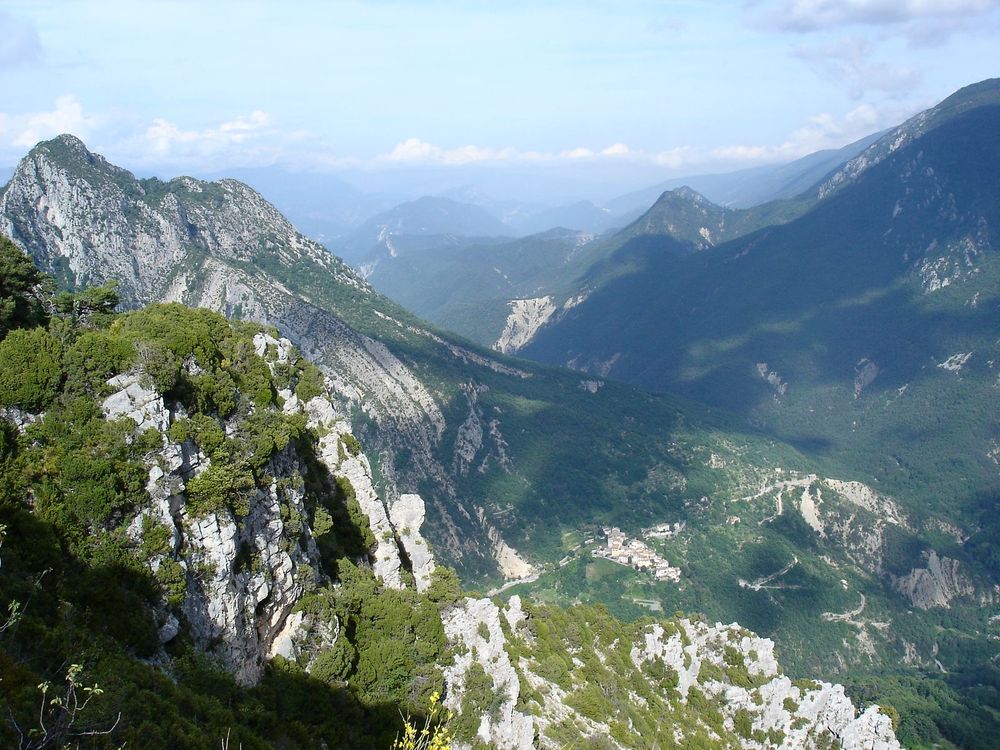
[1,0,998,194]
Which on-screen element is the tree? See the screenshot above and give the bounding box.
[51,279,120,327]
[0,234,47,339]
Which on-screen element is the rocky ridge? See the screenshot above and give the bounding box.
[496,599,900,750]
[0,134,534,580]
[88,322,902,749]
[100,329,423,684]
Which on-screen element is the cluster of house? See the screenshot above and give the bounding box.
[593,526,682,582]
[643,521,686,539]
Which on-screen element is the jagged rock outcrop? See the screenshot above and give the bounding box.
[99,330,446,685]
[893,550,976,609]
[105,369,325,685]
[442,597,535,750]
[493,296,556,354]
[498,601,901,750]
[630,620,899,750]
[389,493,436,592]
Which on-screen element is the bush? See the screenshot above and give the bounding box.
[341,433,362,457]
[294,362,325,402]
[425,567,462,605]
[0,327,63,410]
[733,708,753,739]
[185,462,255,517]
[0,233,47,338]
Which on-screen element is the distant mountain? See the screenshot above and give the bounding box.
[523,79,1000,541]
[210,165,403,242]
[334,195,516,264]
[608,130,882,214]
[361,185,807,352]
[504,199,642,235]
[2,132,993,747]
[360,228,596,346]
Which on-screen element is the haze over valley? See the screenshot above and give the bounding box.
[1,3,998,749]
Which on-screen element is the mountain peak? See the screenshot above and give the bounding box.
[818,77,1000,199]
[17,133,137,192]
[31,133,98,163]
[670,185,712,204]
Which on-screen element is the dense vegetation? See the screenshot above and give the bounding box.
[0,239,461,748]
[2,83,997,746]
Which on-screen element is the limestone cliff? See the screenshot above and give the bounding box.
[100,330,424,685]
[0,134,532,581]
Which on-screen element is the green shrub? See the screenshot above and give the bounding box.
[341,433,362,457]
[733,708,753,739]
[62,329,135,396]
[156,557,187,606]
[0,327,63,410]
[186,462,255,517]
[425,566,462,605]
[294,362,325,402]
[0,234,48,337]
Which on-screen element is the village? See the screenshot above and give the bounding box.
[592,526,682,582]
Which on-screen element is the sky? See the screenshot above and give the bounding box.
[1,0,998,200]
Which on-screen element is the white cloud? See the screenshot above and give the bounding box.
[602,143,630,156]
[765,0,1000,31]
[0,95,99,150]
[145,110,271,155]
[371,104,910,175]
[378,138,635,165]
[629,102,907,171]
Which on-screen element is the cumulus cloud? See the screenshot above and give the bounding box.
[0,95,99,151]
[602,143,630,156]
[0,11,41,69]
[372,111,905,174]
[145,110,271,154]
[639,102,907,170]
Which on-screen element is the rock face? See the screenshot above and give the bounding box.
[1,134,538,580]
[499,602,902,750]
[103,332,439,686]
[441,597,535,750]
[389,494,436,592]
[102,373,172,432]
[493,296,556,354]
[894,550,976,609]
[630,620,900,750]
[106,366,324,685]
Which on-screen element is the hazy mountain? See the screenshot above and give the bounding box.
[359,185,808,353]
[360,228,596,346]
[203,165,404,242]
[607,131,883,215]
[504,199,643,235]
[333,195,517,264]
[2,132,993,746]
[522,79,1000,572]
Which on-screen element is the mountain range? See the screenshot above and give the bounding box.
[1,80,998,747]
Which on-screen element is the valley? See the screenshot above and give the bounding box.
[0,79,997,750]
